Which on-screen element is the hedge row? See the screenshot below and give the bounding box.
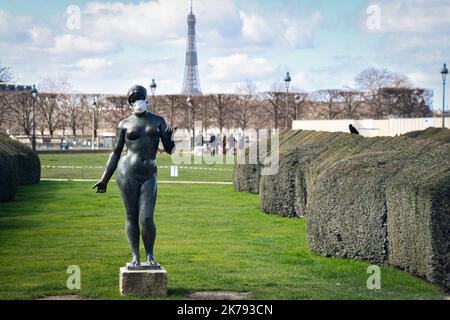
[233,130,311,194]
[0,134,40,202]
[404,127,450,144]
[233,128,450,292]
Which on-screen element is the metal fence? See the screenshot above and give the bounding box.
[10,127,255,152]
[12,136,115,151]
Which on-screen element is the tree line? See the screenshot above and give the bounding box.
[0,67,434,137]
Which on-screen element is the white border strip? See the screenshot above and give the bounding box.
[43,165,232,172]
[41,178,233,185]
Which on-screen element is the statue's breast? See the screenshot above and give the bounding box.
[145,126,159,137]
[125,118,160,141]
[126,128,142,141]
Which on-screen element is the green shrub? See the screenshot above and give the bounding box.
[233,130,317,194]
[0,134,40,202]
[234,129,450,292]
[404,127,450,143]
[0,147,17,202]
[233,163,261,194]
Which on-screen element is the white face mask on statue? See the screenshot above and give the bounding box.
[133,100,147,115]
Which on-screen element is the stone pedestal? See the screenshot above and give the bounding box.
[119,264,167,296]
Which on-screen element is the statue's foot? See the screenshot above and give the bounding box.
[130,254,140,266]
[146,254,159,266]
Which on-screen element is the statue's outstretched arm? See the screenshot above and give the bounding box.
[159,118,175,154]
[93,126,126,193]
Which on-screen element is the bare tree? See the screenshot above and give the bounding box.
[38,93,61,137]
[37,110,46,137]
[313,89,342,120]
[159,95,183,127]
[0,92,10,133]
[193,95,210,133]
[10,91,34,136]
[174,95,193,129]
[0,62,13,84]
[338,89,364,119]
[380,87,433,118]
[209,94,234,132]
[77,95,93,136]
[233,80,258,130]
[355,68,410,119]
[63,94,85,137]
[37,77,65,137]
[290,88,309,121]
[263,82,286,129]
[106,95,130,127]
[185,94,200,134]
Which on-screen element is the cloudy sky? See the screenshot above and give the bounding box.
[0,0,449,108]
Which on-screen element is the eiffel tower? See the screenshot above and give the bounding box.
[182,0,201,94]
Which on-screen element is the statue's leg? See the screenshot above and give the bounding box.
[117,176,141,266]
[139,175,158,265]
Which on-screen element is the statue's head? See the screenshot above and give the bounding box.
[127,85,147,105]
[127,85,148,115]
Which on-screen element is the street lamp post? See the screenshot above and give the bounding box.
[284,72,292,129]
[294,94,301,121]
[150,79,157,113]
[217,94,223,133]
[91,97,97,150]
[186,96,193,148]
[31,85,38,152]
[441,63,448,128]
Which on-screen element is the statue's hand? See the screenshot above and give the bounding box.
[166,126,177,139]
[93,181,107,193]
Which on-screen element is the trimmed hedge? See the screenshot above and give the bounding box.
[233,130,314,194]
[404,127,450,144]
[234,128,450,292]
[0,134,40,202]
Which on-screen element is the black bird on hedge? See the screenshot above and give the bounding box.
[349,124,359,135]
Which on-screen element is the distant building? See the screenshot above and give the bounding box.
[0,84,32,93]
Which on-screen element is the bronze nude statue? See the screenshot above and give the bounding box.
[93,85,175,267]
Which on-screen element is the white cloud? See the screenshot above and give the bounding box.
[76,58,113,72]
[83,1,184,43]
[407,71,433,86]
[371,0,450,33]
[0,9,33,43]
[240,11,270,44]
[239,10,321,48]
[30,26,52,45]
[206,53,277,82]
[0,1,325,94]
[364,0,450,104]
[82,0,241,45]
[291,70,355,92]
[71,0,321,50]
[49,34,119,55]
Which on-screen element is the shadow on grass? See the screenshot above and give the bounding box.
[0,182,73,235]
[167,288,190,298]
[0,218,41,231]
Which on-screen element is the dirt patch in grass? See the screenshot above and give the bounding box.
[186,291,251,300]
[36,295,92,300]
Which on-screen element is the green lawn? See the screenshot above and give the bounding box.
[0,179,444,300]
[39,152,233,182]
